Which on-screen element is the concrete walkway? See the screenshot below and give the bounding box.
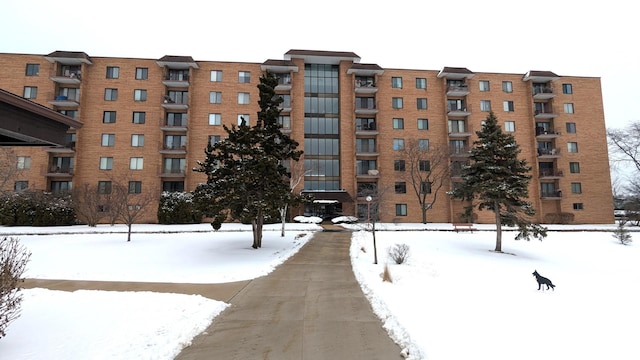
[24,226,403,359]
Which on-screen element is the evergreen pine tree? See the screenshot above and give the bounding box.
[450,111,547,252]
[193,71,302,249]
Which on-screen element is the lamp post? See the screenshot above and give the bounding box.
[366,195,372,227]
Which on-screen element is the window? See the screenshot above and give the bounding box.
[569,162,580,173]
[416,78,427,89]
[356,97,375,109]
[573,203,584,210]
[25,64,39,76]
[278,115,291,129]
[393,138,405,151]
[392,77,403,88]
[98,181,112,194]
[505,121,515,132]
[131,134,144,147]
[134,89,147,101]
[479,80,490,91]
[163,181,185,192]
[503,101,514,112]
[395,182,407,194]
[562,84,573,94]
[566,122,576,133]
[480,100,491,111]
[106,66,119,79]
[101,134,115,147]
[417,98,428,110]
[238,71,251,83]
[564,103,574,114]
[130,157,144,170]
[417,118,429,130]
[209,113,221,125]
[164,158,185,174]
[395,204,408,216]
[103,111,116,124]
[420,181,432,194]
[165,135,186,149]
[135,67,148,80]
[17,156,31,169]
[129,181,142,194]
[394,160,406,171]
[393,118,404,129]
[419,160,430,171]
[209,135,221,146]
[15,181,28,191]
[99,157,113,170]
[209,91,222,104]
[238,114,250,125]
[418,139,429,150]
[392,97,403,109]
[571,182,582,194]
[166,90,188,104]
[502,81,513,93]
[104,88,118,101]
[207,70,222,82]
[59,110,78,119]
[567,142,578,153]
[23,86,37,99]
[132,111,146,124]
[238,92,250,104]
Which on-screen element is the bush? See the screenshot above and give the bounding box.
[0,191,75,226]
[388,243,411,264]
[612,220,633,245]
[1,236,31,339]
[544,212,575,224]
[157,192,203,224]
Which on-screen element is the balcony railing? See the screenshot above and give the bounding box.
[537,148,560,156]
[533,87,556,99]
[446,84,470,96]
[44,165,74,176]
[450,147,471,156]
[541,190,562,199]
[539,169,564,178]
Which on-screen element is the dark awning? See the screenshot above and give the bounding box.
[302,190,353,203]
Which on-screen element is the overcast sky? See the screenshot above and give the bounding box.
[2,0,637,129]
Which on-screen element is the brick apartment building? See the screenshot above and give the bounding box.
[0,49,614,224]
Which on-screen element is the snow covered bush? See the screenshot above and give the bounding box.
[612,220,633,245]
[157,192,203,224]
[0,236,31,339]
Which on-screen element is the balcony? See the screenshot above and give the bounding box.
[49,95,79,108]
[450,147,471,157]
[44,165,74,177]
[51,72,81,85]
[162,73,190,88]
[534,109,557,119]
[449,125,473,138]
[355,79,378,94]
[537,148,561,158]
[536,128,560,139]
[533,87,556,100]
[447,106,471,117]
[539,169,564,179]
[275,75,292,91]
[356,145,379,157]
[355,122,378,135]
[162,96,189,110]
[160,169,186,178]
[355,106,378,115]
[160,144,187,155]
[541,190,562,200]
[446,84,470,96]
[356,169,380,178]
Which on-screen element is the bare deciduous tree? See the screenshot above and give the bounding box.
[0,148,22,192]
[110,181,158,242]
[0,236,31,339]
[399,141,450,224]
[608,121,640,174]
[72,183,106,226]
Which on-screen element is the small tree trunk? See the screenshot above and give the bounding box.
[252,215,264,249]
[494,200,502,252]
[422,207,427,224]
[280,204,288,237]
[372,221,378,264]
[127,223,132,242]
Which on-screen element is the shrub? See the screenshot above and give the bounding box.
[612,220,633,245]
[544,212,575,224]
[381,264,393,283]
[157,192,203,224]
[388,243,411,264]
[0,236,31,339]
[0,191,75,226]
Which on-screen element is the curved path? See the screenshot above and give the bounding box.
[24,225,403,359]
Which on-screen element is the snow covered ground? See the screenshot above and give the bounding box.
[1,222,638,360]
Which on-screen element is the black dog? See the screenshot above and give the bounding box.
[532,270,555,291]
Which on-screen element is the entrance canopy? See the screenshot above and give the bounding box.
[0,88,82,146]
[302,190,353,203]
